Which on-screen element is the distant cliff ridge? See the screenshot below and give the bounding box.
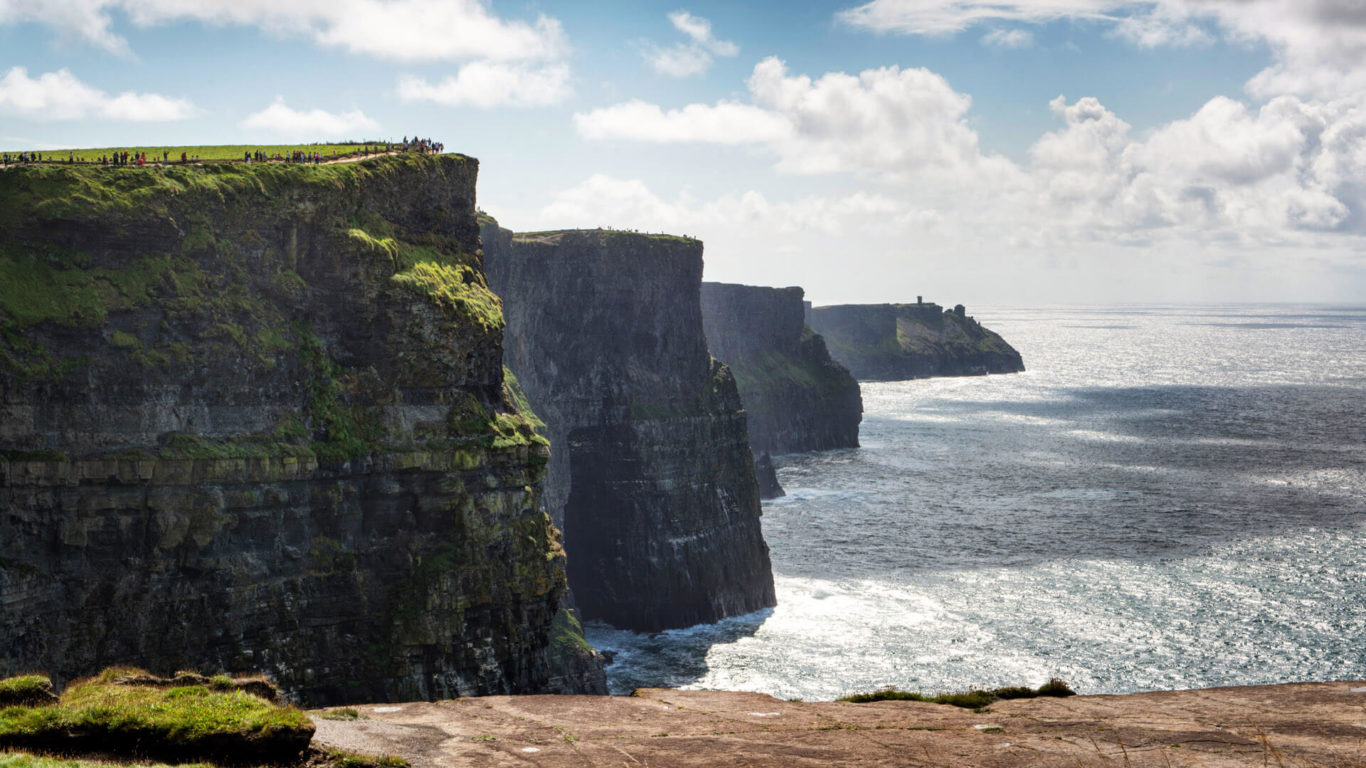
[806,302,1024,381]
[483,225,776,632]
[700,282,862,456]
[0,155,595,703]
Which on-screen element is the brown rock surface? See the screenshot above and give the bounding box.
[311,682,1366,767]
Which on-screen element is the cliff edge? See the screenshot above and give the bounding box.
[700,282,862,456]
[310,682,1366,767]
[0,155,583,703]
[807,302,1024,381]
[483,224,776,632]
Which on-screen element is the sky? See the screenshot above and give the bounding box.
[2,1,1365,305]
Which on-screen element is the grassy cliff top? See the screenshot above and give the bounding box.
[4,143,396,163]
[0,151,471,228]
[512,228,698,245]
[812,302,944,312]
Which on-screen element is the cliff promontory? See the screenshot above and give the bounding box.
[807,302,1023,381]
[0,155,587,703]
[483,225,776,632]
[310,682,1366,768]
[700,282,861,456]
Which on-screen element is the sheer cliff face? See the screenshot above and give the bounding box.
[0,155,569,704]
[483,226,776,632]
[700,283,862,455]
[807,303,1024,382]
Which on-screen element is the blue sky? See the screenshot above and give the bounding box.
[2,1,1364,304]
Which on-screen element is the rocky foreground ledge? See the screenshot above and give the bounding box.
[311,682,1365,767]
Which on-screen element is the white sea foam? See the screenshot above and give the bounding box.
[594,305,1366,700]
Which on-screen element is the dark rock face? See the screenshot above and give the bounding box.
[483,226,776,632]
[0,155,575,704]
[807,303,1024,381]
[700,282,862,456]
[752,452,785,499]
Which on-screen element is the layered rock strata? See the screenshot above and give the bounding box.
[806,302,1024,381]
[700,282,862,456]
[482,225,776,632]
[0,155,591,703]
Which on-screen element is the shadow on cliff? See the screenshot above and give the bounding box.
[763,383,1365,579]
[581,608,774,695]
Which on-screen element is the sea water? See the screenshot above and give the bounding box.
[586,304,1366,700]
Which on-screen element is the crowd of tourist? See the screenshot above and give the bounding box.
[1,139,442,168]
[403,135,443,153]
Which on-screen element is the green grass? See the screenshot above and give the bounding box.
[0,754,211,768]
[839,679,1076,708]
[5,143,389,164]
[502,368,545,429]
[321,749,408,768]
[548,608,594,660]
[0,678,53,708]
[0,671,313,761]
[0,750,406,768]
[512,228,698,244]
[345,223,504,336]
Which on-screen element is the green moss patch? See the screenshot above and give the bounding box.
[0,669,312,764]
[317,748,408,768]
[839,679,1075,709]
[0,676,56,707]
[501,368,545,429]
[0,249,172,330]
[391,261,502,333]
[548,608,594,661]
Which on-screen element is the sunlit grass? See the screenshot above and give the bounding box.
[3,143,391,163]
[0,670,312,762]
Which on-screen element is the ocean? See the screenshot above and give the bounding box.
[586,304,1366,700]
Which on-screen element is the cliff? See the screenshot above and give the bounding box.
[806,302,1024,381]
[0,154,591,703]
[700,282,861,456]
[482,224,776,632]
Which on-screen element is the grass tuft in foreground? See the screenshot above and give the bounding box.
[0,677,55,708]
[0,753,211,768]
[319,749,408,768]
[839,678,1076,709]
[0,670,312,763]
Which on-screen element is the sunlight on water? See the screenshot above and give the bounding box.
[588,305,1366,699]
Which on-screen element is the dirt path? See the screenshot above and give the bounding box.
[320,150,403,164]
[310,681,1366,767]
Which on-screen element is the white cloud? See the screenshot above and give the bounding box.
[573,49,1366,274]
[578,57,1012,183]
[0,66,194,120]
[837,0,1123,36]
[500,160,1365,303]
[574,99,793,144]
[14,2,580,113]
[240,97,378,138]
[642,43,714,78]
[669,10,739,56]
[640,10,738,78]
[981,28,1035,47]
[398,62,571,108]
[532,174,911,240]
[0,0,566,62]
[836,0,1366,100]
[1025,92,1365,243]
